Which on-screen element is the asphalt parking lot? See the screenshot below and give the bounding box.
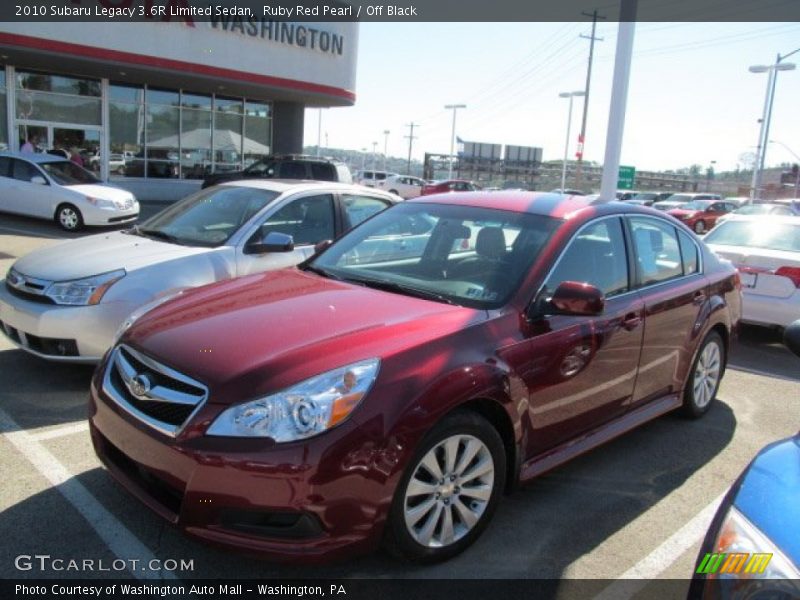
[1,207,799,593]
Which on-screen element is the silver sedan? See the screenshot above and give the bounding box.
[0,180,398,362]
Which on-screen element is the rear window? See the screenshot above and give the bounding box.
[705,220,800,253]
[310,162,336,181]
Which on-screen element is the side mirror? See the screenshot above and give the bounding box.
[245,231,294,255]
[313,239,333,255]
[784,319,800,357]
[549,281,605,316]
[31,175,47,185]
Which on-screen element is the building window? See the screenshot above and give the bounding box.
[213,97,243,173]
[16,70,101,125]
[109,83,144,176]
[145,87,180,178]
[180,92,211,179]
[244,100,271,167]
[0,69,7,150]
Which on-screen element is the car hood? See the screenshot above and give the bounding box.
[11,231,214,281]
[126,268,486,399]
[732,434,800,565]
[66,183,135,202]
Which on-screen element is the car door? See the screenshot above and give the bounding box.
[626,215,708,408]
[5,158,54,218]
[499,217,645,455]
[235,192,337,276]
[705,201,731,228]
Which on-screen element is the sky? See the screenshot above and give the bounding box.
[303,22,800,173]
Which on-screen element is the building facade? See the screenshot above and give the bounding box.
[0,17,357,197]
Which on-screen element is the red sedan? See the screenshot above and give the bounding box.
[90,192,741,563]
[667,199,738,234]
[420,179,480,195]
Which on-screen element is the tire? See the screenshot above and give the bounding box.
[55,204,84,231]
[384,411,506,563]
[681,331,725,418]
[693,220,706,234]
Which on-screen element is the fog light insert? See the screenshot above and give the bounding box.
[218,509,323,540]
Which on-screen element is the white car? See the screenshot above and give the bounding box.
[376,174,426,199]
[0,152,138,230]
[704,215,800,328]
[0,180,398,362]
[354,169,396,188]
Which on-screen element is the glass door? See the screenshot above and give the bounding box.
[17,122,101,172]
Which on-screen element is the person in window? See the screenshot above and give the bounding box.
[69,147,84,167]
[20,135,38,153]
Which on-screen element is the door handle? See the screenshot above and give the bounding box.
[622,313,641,331]
[693,291,707,305]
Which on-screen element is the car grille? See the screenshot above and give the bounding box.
[102,344,208,436]
[5,269,54,303]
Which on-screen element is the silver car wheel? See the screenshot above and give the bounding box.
[692,340,721,409]
[59,207,80,230]
[403,434,494,548]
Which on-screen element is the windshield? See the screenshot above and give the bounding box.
[308,202,560,309]
[705,220,800,253]
[40,161,100,185]
[734,204,772,215]
[138,185,280,246]
[663,194,693,203]
[681,200,712,211]
[633,193,657,200]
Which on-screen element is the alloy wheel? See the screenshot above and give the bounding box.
[692,340,721,409]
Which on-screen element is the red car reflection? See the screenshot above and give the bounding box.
[90,192,741,564]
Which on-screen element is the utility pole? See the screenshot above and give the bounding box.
[444,104,466,179]
[383,130,390,171]
[404,122,418,175]
[574,9,605,191]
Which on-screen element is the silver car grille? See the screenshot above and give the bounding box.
[5,268,52,297]
[102,344,208,437]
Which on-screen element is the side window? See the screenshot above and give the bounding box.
[342,194,391,228]
[678,230,699,275]
[12,159,43,183]
[544,218,629,298]
[0,157,11,177]
[259,194,335,246]
[310,162,335,181]
[629,217,683,286]
[279,161,308,179]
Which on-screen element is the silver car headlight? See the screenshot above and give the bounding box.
[45,269,126,306]
[207,359,380,441]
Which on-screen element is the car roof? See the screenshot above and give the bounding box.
[0,151,69,164]
[220,178,399,199]
[408,190,662,220]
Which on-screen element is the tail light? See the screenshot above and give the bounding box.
[775,266,800,288]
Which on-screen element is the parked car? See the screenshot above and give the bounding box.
[653,193,722,212]
[91,192,740,563]
[354,169,396,188]
[715,202,800,228]
[550,188,587,196]
[0,152,138,231]
[615,190,639,201]
[689,321,800,597]
[667,199,738,234]
[421,179,480,195]
[704,215,800,328]
[0,181,397,362]
[628,191,671,206]
[377,174,426,199]
[201,155,352,189]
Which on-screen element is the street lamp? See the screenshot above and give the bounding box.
[360,148,367,170]
[383,129,390,172]
[444,104,466,179]
[748,61,796,200]
[371,141,378,170]
[559,91,586,194]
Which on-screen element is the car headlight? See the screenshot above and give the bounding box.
[112,289,185,345]
[207,358,380,441]
[45,269,126,306]
[85,196,117,209]
[698,506,799,593]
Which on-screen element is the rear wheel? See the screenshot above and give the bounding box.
[682,331,725,418]
[55,204,83,231]
[385,411,505,563]
[693,220,706,234]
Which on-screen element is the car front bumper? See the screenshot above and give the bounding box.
[0,282,133,362]
[88,371,396,562]
[81,203,139,227]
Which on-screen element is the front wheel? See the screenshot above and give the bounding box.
[55,204,84,231]
[385,411,506,563]
[682,331,725,418]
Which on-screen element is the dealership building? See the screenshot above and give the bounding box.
[0,17,357,198]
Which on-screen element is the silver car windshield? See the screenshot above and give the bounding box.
[40,161,100,185]
[138,186,280,246]
[309,202,560,309]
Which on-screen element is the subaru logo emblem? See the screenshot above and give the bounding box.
[130,374,151,398]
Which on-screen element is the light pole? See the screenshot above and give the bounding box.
[559,91,585,194]
[371,141,378,170]
[316,109,324,157]
[360,148,367,170]
[444,104,466,179]
[748,60,796,200]
[383,129,390,172]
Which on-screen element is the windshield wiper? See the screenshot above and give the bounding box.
[136,228,184,245]
[343,276,457,305]
[301,264,342,281]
